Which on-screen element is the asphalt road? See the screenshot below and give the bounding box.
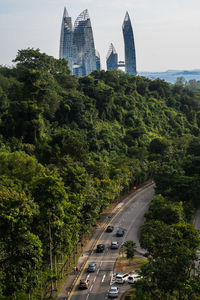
[69,184,155,300]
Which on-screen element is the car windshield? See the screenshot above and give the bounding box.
[110,287,117,292]
[89,264,95,267]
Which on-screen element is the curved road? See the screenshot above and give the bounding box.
[61,184,155,300]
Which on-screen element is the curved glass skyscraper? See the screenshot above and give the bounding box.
[122,12,137,75]
[59,8,73,71]
[95,50,101,71]
[106,43,118,71]
[59,8,98,77]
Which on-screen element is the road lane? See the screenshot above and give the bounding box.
[69,184,155,300]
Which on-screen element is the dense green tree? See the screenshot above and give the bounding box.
[140,223,200,299]
[123,240,137,260]
[1,48,200,298]
[0,188,42,299]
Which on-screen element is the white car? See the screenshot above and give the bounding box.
[115,273,129,283]
[127,273,142,283]
[108,286,119,298]
[111,241,119,249]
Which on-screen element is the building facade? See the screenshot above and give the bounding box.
[106,43,118,71]
[122,12,137,75]
[95,50,101,71]
[59,8,99,77]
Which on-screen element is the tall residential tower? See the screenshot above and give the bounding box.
[59,8,73,71]
[106,43,118,71]
[59,8,99,77]
[122,12,137,75]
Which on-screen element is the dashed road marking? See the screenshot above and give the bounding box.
[90,284,93,291]
[102,274,106,282]
[86,294,89,300]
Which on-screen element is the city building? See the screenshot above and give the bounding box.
[95,50,101,71]
[59,8,73,71]
[59,8,98,77]
[122,11,137,75]
[107,12,137,75]
[106,43,118,71]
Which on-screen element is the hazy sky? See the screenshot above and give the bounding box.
[0,0,200,71]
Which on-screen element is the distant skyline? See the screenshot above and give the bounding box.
[0,0,200,72]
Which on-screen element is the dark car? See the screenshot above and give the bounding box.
[79,279,89,289]
[87,263,96,272]
[106,225,114,232]
[116,229,125,237]
[96,244,105,253]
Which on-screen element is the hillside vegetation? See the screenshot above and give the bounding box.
[0,48,200,299]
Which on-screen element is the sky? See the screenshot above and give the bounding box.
[0,0,200,72]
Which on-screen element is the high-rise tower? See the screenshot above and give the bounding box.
[59,8,98,77]
[122,12,136,75]
[59,8,73,71]
[73,9,96,76]
[106,43,118,71]
[95,50,101,71]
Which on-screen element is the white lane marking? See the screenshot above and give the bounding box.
[110,272,116,285]
[102,274,106,282]
[86,294,89,300]
[86,274,90,280]
[97,268,100,274]
[90,284,93,291]
[100,261,103,267]
[93,276,97,282]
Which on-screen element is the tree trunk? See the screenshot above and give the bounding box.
[61,252,64,279]
[49,220,54,298]
[54,254,57,291]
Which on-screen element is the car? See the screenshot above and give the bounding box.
[111,241,119,249]
[115,273,129,284]
[106,225,114,232]
[96,244,105,253]
[108,286,119,298]
[79,279,89,289]
[127,273,142,283]
[116,229,125,237]
[87,263,96,272]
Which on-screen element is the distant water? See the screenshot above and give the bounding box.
[139,70,200,84]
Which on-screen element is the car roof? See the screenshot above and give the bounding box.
[112,241,118,244]
[88,263,95,266]
[117,273,128,276]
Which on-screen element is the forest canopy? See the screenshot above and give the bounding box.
[1,48,200,299]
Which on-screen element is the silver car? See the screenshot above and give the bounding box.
[108,286,119,298]
[111,241,119,249]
